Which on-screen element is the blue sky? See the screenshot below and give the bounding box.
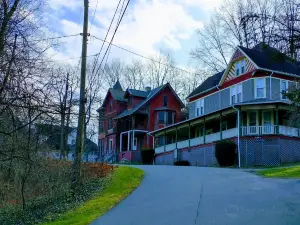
[46,0,223,67]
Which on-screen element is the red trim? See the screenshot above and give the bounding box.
[188,70,299,103]
[240,135,300,141]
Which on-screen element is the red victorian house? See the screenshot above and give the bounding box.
[97,81,184,162]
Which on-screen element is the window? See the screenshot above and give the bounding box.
[109,139,113,151]
[235,59,246,76]
[109,100,113,112]
[158,111,165,124]
[230,86,236,104]
[195,99,204,117]
[237,84,242,103]
[158,136,165,146]
[255,78,266,98]
[235,61,240,76]
[99,121,104,132]
[108,118,113,129]
[281,80,288,100]
[241,59,245,74]
[206,129,213,135]
[249,112,257,126]
[221,121,228,131]
[167,111,174,125]
[163,96,168,106]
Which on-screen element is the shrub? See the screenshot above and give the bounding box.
[215,140,237,167]
[174,160,190,166]
[141,148,155,164]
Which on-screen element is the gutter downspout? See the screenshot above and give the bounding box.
[270,72,274,100]
[231,105,241,168]
[217,85,241,167]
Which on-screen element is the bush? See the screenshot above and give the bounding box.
[174,160,190,166]
[141,148,155,164]
[215,140,237,167]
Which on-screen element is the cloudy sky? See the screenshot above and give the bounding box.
[46,0,222,67]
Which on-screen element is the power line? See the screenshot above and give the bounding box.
[89,0,99,34]
[94,0,131,76]
[91,0,123,74]
[91,35,196,76]
[25,34,81,43]
[103,0,127,69]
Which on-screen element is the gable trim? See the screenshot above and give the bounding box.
[218,47,259,87]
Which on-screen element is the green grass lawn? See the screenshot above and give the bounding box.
[42,166,144,225]
[256,165,300,178]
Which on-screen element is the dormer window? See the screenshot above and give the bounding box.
[163,96,168,106]
[235,59,246,76]
[109,100,113,112]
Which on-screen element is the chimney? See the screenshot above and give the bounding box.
[145,86,151,92]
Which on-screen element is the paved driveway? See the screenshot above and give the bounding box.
[91,165,300,225]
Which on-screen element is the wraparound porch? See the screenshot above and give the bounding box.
[152,104,300,156]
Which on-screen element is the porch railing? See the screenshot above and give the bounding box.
[279,126,299,137]
[154,126,300,154]
[242,125,300,137]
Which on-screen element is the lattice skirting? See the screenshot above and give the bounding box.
[240,137,300,167]
[155,136,300,167]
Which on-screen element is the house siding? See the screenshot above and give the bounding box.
[204,92,219,114]
[220,88,230,108]
[242,79,254,102]
[271,78,280,100]
[189,101,196,119]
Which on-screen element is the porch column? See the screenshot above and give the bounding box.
[275,106,279,134]
[238,109,242,136]
[127,131,130,151]
[188,122,191,150]
[120,133,122,152]
[220,112,223,140]
[132,130,135,151]
[175,126,178,149]
[164,130,166,152]
[203,117,206,144]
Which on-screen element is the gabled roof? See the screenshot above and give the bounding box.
[125,89,149,98]
[187,70,224,99]
[115,83,185,119]
[109,89,127,102]
[189,43,300,100]
[113,80,123,90]
[239,43,300,77]
[97,81,127,111]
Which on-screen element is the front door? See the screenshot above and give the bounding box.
[109,139,113,152]
[133,137,137,150]
[247,111,258,134]
[262,111,273,134]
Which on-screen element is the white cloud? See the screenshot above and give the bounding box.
[45,0,219,65]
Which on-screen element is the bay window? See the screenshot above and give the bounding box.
[195,99,204,117]
[158,111,165,124]
[230,86,236,104]
[255,78,266,98]
[231,83,243,104]
[281,80,288,100]
[237,84,242,103]
[167,111,174,125]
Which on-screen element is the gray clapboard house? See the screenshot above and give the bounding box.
[150,43,300,167]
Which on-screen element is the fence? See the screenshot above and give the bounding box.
[240,137,300,167]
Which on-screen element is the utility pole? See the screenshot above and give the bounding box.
[72,0,89,186]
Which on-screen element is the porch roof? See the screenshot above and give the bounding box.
[149,101,289,136]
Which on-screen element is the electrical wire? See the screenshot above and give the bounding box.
[91,0,123,74]
[89,0,99,34]
[91,35,197,76]
[103,0,127,68]
[94,0,131,76]
[25,34,81,43]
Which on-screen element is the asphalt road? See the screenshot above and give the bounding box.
[91,165,300,225]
